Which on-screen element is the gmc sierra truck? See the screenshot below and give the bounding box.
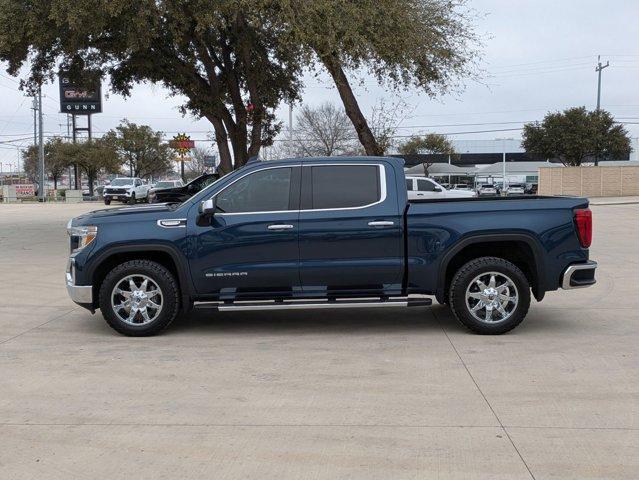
[66,156,597,336]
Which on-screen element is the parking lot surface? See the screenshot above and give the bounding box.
[0,202,637,479]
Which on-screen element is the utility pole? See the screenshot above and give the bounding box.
[32,97,37,146]
[594,56,609,166]
[37,85,45,202]
[595,55,609,111]
[288,103,293,157]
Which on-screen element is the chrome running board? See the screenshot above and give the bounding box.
[195,297,432,312]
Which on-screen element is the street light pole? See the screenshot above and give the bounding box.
[37,85,45,202]
[502,139,507,195]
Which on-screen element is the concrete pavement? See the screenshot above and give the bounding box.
[0,202,637,479]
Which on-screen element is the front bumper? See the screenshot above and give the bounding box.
[561,261,598,289]
[66,257,93,304]
[104,191,132,199]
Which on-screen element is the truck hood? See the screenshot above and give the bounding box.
[71,203,180,225]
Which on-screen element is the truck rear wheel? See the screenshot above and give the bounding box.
[98,260,180,336]
[448,257,530,334]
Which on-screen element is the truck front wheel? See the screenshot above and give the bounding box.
[128,193,136,205]
[98,260,180,336]
[448,256,530,334]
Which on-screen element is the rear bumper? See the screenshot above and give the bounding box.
[561,261,597,289]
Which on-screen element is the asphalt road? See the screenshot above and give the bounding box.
[0,202,637,479]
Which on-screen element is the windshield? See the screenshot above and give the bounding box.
[110,178,134,186]
[481,184,494,188]
[155,181,176,188]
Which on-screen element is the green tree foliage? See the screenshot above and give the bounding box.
[76,138,121,196]
[22,138,75,189]
[399,133,456,156]
[522,107,632,166]
[399,133,456,175]
[102,121,172,179]
[22,137,121,192]
[0,1,303,173]
[273,0,479,155]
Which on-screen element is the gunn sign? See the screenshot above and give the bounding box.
[59,72,102,115]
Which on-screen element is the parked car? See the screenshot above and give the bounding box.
[66,156,596,337]
[148,173,218,204]
[506,183,526,195]
[151,179,184,190]
[526,183,538,195]
[102,177,150,205]
[406,176,475,200]
[477,184,500,196]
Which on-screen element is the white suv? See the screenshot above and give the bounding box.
[103,178,150,205]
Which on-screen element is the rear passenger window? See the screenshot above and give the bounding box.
[310,165,381,209]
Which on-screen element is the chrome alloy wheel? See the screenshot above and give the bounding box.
[111,274,163,326]
[465,271,519,324]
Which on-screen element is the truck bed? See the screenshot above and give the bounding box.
[404,195,590,299]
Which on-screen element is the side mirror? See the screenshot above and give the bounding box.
[434,186,443,192]
[199,197,216,215]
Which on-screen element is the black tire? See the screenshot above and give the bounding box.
[128,193,136,205]
[98,260,180,336]
[448,256,530,335]
[104,199,111,205]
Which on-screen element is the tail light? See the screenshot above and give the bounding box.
[574,208,592,248]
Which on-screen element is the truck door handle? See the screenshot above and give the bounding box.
[368,221,395,227]
[267,224,294,230]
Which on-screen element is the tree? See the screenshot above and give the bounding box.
[184,147,216,180]
[293,102,356,157]
[274,0,479,155]
[399,133,456,175]
[22,138,75,189]
[522,107,631,166]
[0,1,303,173]
[102,121,172,179]
[76,139,121,196]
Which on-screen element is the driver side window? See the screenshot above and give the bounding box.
[216,168,292,213]
[417,179,437,192]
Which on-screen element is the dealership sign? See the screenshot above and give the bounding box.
[59,72,102,114]
[169,134,195,157]
[15,184,35,197]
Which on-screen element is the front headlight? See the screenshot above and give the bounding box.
[67,222,98,253]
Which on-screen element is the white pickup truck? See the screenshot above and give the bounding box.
[103,177,151,205]
[406,176,476,200]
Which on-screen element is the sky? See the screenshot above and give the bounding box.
[1,0,639,172]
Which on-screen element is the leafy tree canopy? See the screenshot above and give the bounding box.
[102,120,172,179]
[399,133,456,156]
[22,137,121,192]
[0,0,304,172]
[22,138,76,188]
[272,0,479,155]
[522,107,631,166]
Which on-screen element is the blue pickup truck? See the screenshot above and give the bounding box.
[66,156,596,336]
